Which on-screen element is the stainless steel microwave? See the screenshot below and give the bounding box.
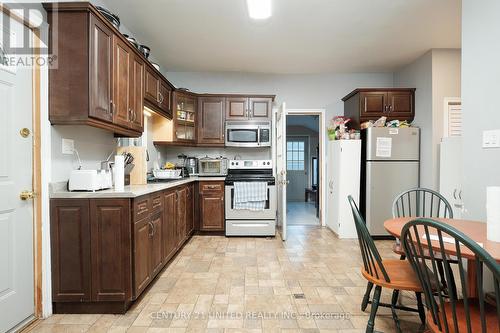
[225,121,271,147]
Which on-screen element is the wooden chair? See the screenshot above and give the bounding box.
[401,218,500,333]
[348,196,426,333]
[392,188,458,298]
[392,188,454,258]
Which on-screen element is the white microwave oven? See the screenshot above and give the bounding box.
[225,121,271,147]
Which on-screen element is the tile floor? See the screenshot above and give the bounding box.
[286,202,319,225]
[28,226,424,333]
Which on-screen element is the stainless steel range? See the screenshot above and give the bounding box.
[225,160,276,236]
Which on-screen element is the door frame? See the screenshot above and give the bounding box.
[1,3,46,323]
[285,109,326,227]
[285,135,310,202]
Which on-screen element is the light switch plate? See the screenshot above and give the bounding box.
[483,130,500,148]
[62,138,74,155]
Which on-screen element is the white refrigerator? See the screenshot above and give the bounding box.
[326,140,361,239]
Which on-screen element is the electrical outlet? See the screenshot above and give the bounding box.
[62,138,74,155]
[482,130,500,148]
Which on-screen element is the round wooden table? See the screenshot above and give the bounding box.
[384,217,500,297]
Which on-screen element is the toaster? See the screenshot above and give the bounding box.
[69,169,112,192]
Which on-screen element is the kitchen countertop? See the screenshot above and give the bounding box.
[50,176,226,199]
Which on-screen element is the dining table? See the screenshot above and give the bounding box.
[384,217,500,298]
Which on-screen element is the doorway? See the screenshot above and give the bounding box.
[286,116,320,226]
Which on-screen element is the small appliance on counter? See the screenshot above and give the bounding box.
[185,156,199,175]
[68,169,112,192]
[198,156,228,176]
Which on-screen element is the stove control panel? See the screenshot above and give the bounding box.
[228,160,273,169]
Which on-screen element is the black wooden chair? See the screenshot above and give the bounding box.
[392,188,458,297]
[392,187,454,259]
[348,196,426,333]
[401,218,500,333]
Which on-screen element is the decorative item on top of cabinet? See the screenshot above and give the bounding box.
[226,96,274,120]
[198,181,225,232]
[43,2,174,137]
[342,88,415,129]
[198,96,226,146]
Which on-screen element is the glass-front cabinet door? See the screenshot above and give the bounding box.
[174,92,196,142]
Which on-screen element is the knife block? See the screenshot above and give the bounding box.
[117,146,147,185]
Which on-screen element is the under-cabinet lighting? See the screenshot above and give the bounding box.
[143,107,153,117]
[246,0,272,20]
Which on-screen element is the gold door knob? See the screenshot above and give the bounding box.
[20,191,35,200]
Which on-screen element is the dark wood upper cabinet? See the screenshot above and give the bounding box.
[225,96,273,120]
[387,91,414,118]
[226,97,248,120]
[90,199,131,302]
[50,200,92,302]
[198,182,225,231]
[159,80,173,117]
[112,36,132,128]
[249,97,273,119]
[342,88,415,129]
[144,67,160,105]
[129,54,144,132]
[359,91,388,117]
[44,2,174,137]
[144,67,173,119]
[89,14,113,123]
[198,97,225,145]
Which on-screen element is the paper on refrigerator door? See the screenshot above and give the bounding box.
[376,137,392,157]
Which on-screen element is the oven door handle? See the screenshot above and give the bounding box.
[257,127,261,146]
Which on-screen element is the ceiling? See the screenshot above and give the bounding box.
[103,0,461,74]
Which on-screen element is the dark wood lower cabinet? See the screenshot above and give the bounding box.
[150,211,163,277]
[163,190,177,263]
[50,200,91,302]
[199,181,225,232]
[90,199,131,302]
[50,182,198,314]
[133,218,151,297]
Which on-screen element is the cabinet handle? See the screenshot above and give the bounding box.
[110,100,115,114]
[158,92,164,104]
[389,105,393,113]
[148,221,154,237]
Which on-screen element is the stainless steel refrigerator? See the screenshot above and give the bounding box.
[360,127,420,237]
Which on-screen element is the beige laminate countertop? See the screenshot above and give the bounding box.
[50,176,226,199]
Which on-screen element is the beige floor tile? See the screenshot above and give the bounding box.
[31,227,424,333]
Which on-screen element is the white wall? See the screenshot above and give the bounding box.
[394,49,461,189]
[165,71,395,120]
[461,0,500,220]
[394,51,434,188]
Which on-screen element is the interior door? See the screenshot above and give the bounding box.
[0,17,35,331]
[276,103,288,240]
[286,136,309,201]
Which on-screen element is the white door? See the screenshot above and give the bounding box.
[286,136,309,201]
[0,16,35,332]
[276,103,287,240]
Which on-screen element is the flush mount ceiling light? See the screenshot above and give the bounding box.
[246,0,272,20]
